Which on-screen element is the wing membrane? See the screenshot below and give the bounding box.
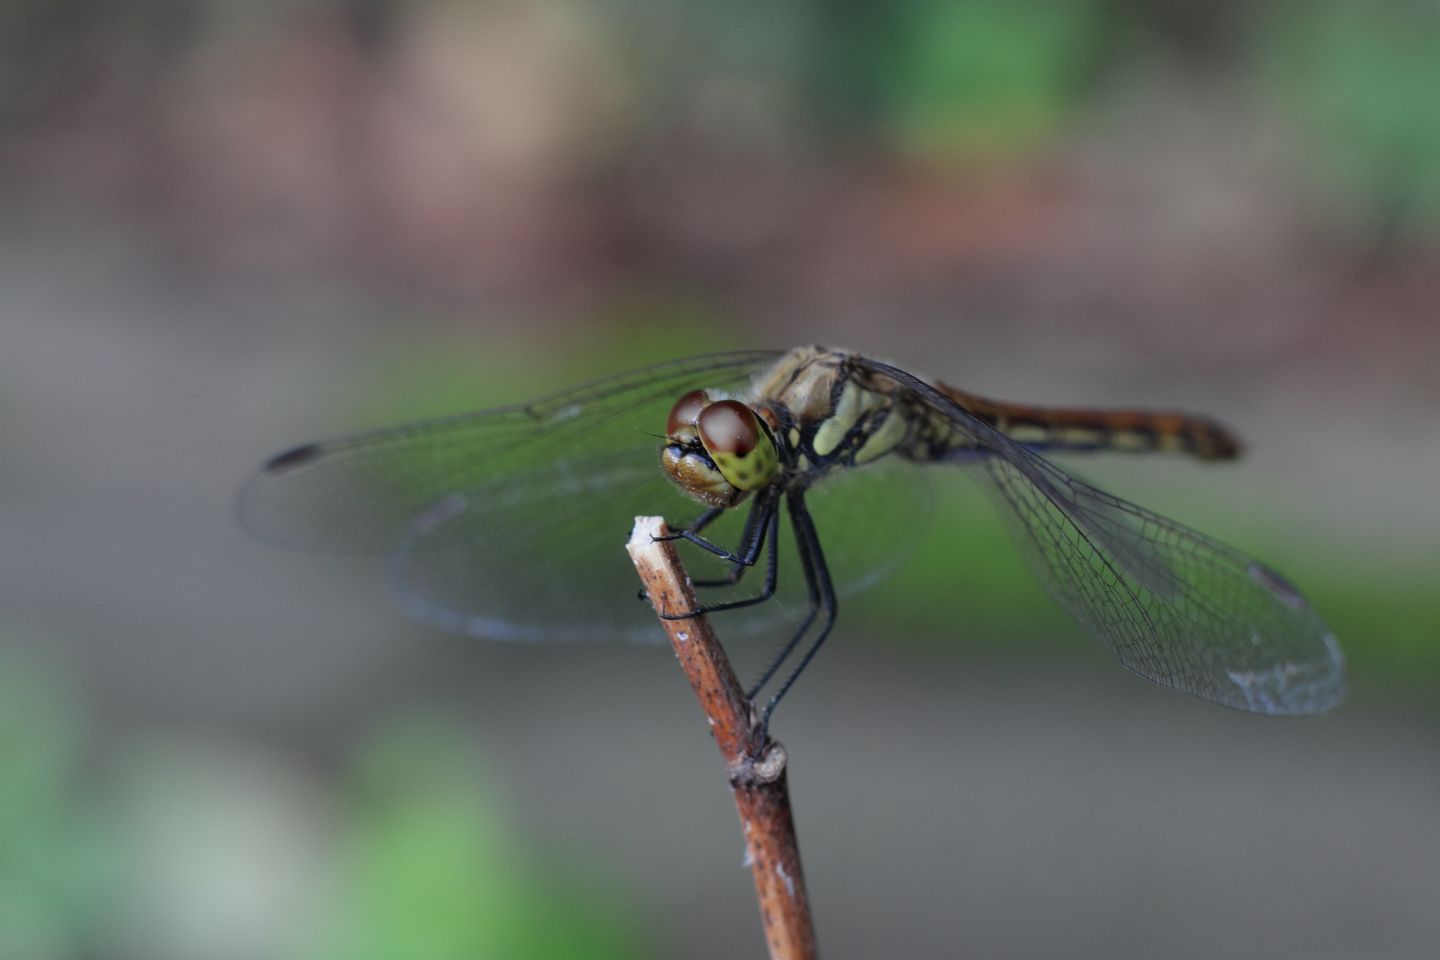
[241,344,1346,711]
[856,357,1345,715]
[238,349,932,645]
[237,351,780,554]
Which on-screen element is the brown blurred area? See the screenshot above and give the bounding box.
[8,1,1439,325]
[3,2,1439,959]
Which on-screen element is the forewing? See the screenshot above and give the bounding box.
[237,351,779,553]
[855,358,1346,715]
[385,431,936,644]
[237,351,784,642]
[384,448,730,642]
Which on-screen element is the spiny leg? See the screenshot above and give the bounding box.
[693,503,780,613]
[658,494,770,568]
[635,502,745,606]
[674,505,726,537]
[743,495,823,699]
[745,588,819,700]
[757,491,837,732]
[744,489,825,701]
[637,504,727,602]
[689,492,768,588]
[659,492,780,619]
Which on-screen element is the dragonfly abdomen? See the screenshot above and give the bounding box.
[934,383,1242,461]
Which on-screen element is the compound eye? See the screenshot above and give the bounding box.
[697,400,759,456]
[666,389,710,437]
[695,400,778,492]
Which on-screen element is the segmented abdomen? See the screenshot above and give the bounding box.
[934,382,1242,461]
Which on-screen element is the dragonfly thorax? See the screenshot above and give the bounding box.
[661,390,780,508]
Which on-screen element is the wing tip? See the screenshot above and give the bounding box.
[1224,631,1347,716]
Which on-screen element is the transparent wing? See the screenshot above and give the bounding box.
[383,447,934,644]
[237,351,780,553]
[802,455,936,601]
[238,350,932,644]
[855,358,1346,715]
[383,448,729,643]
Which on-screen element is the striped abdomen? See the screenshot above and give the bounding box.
[934,382,1242,461]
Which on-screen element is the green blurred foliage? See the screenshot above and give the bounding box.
[0,652,647,960]
[879,0,1102,159]
[0,646,111,960]
[303,718,646,960]
[782,0,1104,156]
[366,302,746,425]
[1259,1,1440,242]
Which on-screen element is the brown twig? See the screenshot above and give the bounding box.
[627,516,819,960]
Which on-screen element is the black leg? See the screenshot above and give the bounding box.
[663,502,780,618]
[745,490,823,699]
[690,494,767,588]
[659,493,780,619]
[669,505,726,537]
[660,486,781,570]
[654,503,759,565]
[666,527,759,566]
[745,592,818,700]
[757,491,837,731]
[636,503,747,604]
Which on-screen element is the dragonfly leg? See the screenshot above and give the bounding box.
[744,583,818,700]
[745,502,823,699]
[635,504,738,602]
[666,529,757,567]
[657,505,726,539]
[756,491,836,732]
[689,495,769,588]
[658,486,778,569]
[664,505,780,618]
[647,508,753,590]
[658,495,780,619]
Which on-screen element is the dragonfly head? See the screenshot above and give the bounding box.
[661,390,780,508]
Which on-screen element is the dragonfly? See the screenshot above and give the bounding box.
[239,345,1346,724]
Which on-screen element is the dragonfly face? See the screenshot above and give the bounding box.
[239,345,1346,722]
[661,390,781,509]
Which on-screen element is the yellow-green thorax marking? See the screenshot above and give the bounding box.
[751,346,914,472]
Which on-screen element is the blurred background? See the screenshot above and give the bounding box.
[4,1,1439,957]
